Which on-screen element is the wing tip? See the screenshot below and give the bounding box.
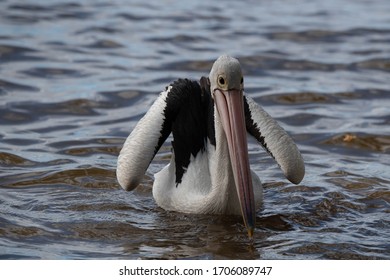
[116,170,140,191]
[116,158,141,191]
[284,154,305,185]
[286,166,305,184]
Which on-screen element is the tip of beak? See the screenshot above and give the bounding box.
[247,226,254,240]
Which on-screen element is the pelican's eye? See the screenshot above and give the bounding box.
[218,76,225,86]
[241,77,244,84]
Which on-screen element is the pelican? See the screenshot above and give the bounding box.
[117,55,304,237]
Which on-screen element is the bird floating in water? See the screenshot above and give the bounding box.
[117,55,305,238]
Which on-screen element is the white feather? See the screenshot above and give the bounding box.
[245,95,305,184]
[117,87,171,191]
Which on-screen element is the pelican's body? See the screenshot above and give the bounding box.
[152,82,263,215]
[117,55,305,236]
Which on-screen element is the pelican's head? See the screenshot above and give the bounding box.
[209,55,244,93]
[209,55,256,238]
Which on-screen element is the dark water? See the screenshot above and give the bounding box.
[1,0,389,259]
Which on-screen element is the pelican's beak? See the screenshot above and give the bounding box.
[214,89,256,238]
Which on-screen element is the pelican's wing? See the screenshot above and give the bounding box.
[117,79,209,191]
[244,95,305,184]
[117,87,171,191]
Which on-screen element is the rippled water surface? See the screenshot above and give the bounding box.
[1,0,389,259]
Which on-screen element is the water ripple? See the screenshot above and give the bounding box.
[1,0,389,260]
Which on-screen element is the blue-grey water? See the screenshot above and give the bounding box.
[0,0,389,259]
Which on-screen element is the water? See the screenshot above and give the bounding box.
[0,0,389,259]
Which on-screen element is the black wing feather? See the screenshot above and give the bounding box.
[159,78,213,185]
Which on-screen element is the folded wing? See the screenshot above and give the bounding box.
[244,95,305,184]
[116,89,172,191]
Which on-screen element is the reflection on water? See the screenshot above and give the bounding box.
[0,0,389,259]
